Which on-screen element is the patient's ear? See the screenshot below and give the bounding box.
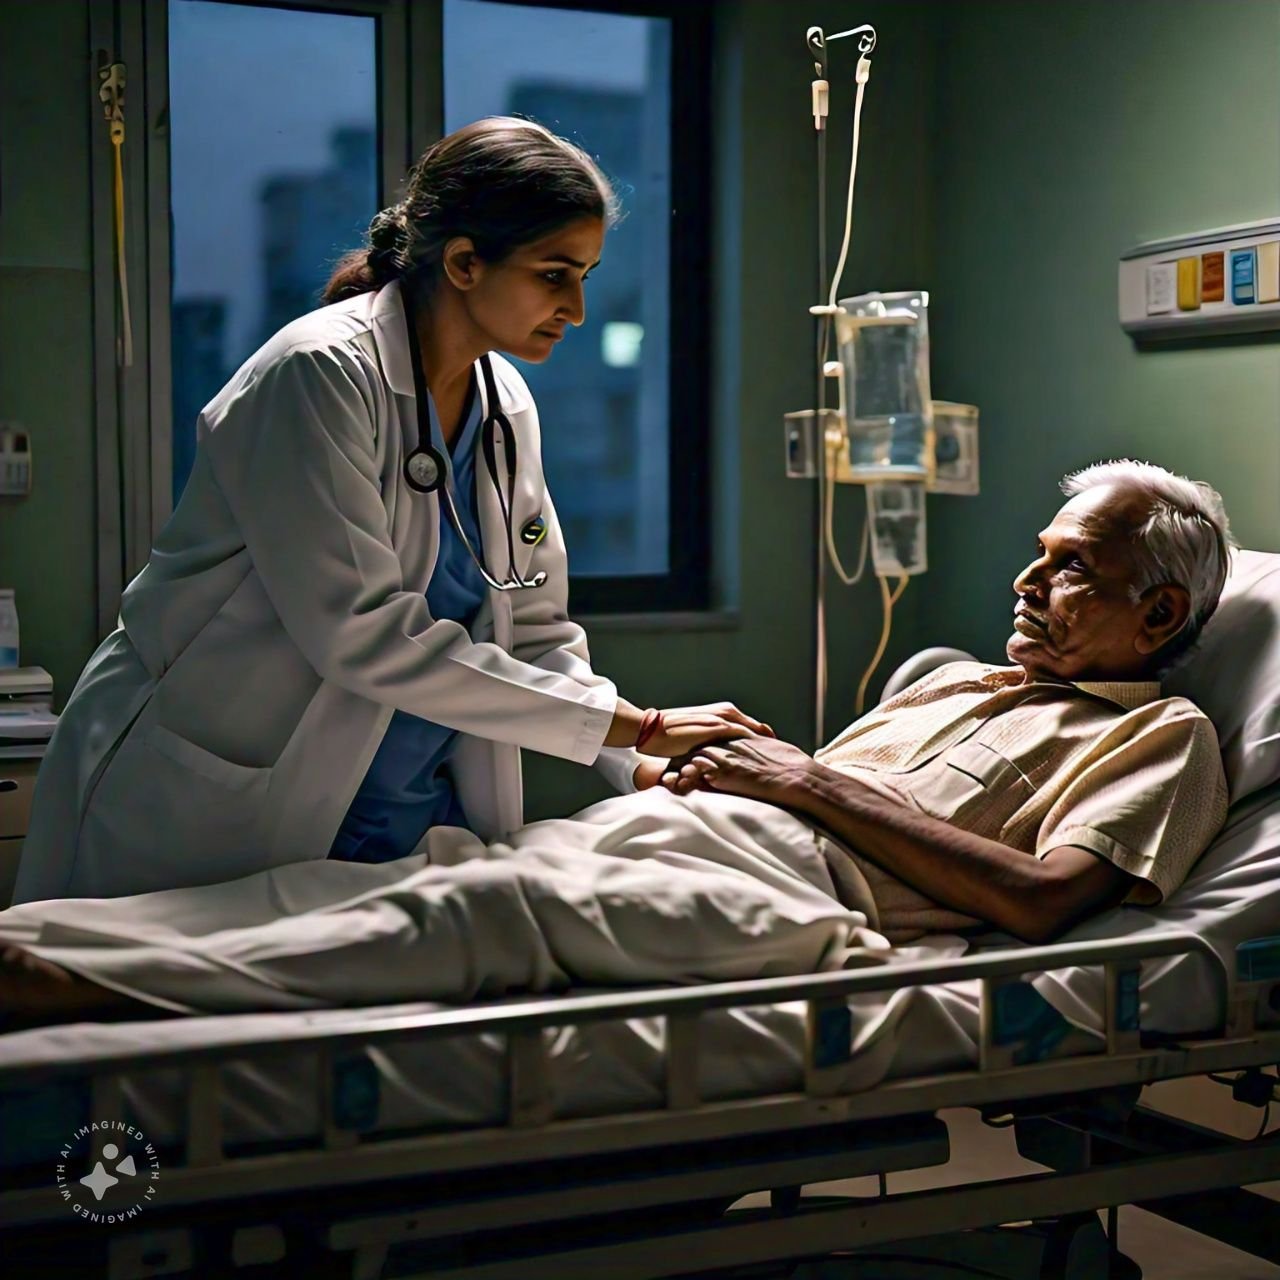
[1134,583,1191,655]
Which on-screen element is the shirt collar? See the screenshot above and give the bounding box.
[1072,679,1162,711]
[995,665,1161,711]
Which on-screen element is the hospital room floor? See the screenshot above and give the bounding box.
[733,1105,1280,1279]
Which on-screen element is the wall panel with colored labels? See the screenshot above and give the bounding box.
[1118,217,1280,339]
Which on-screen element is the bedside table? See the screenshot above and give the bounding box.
[0,754,41,907]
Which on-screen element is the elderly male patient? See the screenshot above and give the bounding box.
[0,460,1233,1023]
[669,459,1232,945]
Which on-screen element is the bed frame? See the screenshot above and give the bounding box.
[3,930,1279,1278]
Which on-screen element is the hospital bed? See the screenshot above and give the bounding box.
[3,550,1280,1279]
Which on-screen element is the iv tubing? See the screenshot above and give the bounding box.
[856,574,909,715]
[826,55,872,311]
[824,464,870,586]
[821,360,869,587]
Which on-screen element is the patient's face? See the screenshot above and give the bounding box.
[1006,486,1185,682]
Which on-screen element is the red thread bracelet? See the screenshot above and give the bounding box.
[635,708,663,752]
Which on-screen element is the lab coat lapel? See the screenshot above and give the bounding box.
[369,280,416,397]
[372,280,440,592]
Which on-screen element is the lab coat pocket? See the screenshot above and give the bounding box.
[81,720,273,893]
[145,723,273,792]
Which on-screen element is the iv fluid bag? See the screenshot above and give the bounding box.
[835,291,933,482]
[868,481,927,576]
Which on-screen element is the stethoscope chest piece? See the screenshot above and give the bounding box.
[405,444,447,494]
[400,288,546,591]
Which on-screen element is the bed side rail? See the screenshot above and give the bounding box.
[6,931,1278,1219]
[0,931,1221,1097]
[1232,934,1280,1036]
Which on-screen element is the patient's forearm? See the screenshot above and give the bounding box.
[791,769,1072,942]
[0,944,157,1027]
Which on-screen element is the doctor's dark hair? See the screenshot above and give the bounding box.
[323,117,618,303]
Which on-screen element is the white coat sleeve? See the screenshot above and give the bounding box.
[204,345,615,765]
[592,746,645,794]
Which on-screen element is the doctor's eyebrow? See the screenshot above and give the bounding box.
[539,254,600,270]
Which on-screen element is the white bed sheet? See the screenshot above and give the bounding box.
[2,787,1277,1165]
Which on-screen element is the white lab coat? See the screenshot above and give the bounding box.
[15,281,641,903]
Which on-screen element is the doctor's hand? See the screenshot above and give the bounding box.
[661,737,820,806]
[606,700,773,766]
[640,702,775,761]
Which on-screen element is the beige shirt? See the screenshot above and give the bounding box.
[815,662,1228,905]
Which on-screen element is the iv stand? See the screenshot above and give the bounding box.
[806,22,876,748]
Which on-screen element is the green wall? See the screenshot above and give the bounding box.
[5,0,1277,824]
[0,0,98,705]
[919,0,1280,667]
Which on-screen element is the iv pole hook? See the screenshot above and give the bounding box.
[806,26,828,78]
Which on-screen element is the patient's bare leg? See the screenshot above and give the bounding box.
[0,945,159,1027]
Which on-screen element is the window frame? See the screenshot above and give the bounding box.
[91,0,709,636]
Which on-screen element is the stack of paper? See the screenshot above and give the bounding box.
[0,666,56,756]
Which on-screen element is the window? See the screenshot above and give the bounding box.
[94,0,707,624]
[444,0,710,612]
[168,0,380,501]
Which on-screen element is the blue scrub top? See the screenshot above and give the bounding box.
[330,378,488,863]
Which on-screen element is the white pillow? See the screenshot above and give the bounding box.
[1165,549,1280,804]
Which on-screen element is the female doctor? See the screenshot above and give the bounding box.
[15,118,770,904]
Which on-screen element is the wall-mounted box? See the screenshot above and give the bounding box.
[1119,217,1280,339]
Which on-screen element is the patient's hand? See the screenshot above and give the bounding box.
[632,757,669,790]
[662,737,820,806]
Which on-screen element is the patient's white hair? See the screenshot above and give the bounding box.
[1061,459,1234,671]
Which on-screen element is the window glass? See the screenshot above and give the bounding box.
[168,0,379,502]
[444,0,672,577]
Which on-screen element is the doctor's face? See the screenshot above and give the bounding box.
[460,216,605,364]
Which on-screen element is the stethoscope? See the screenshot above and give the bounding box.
[400,293,546,592]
